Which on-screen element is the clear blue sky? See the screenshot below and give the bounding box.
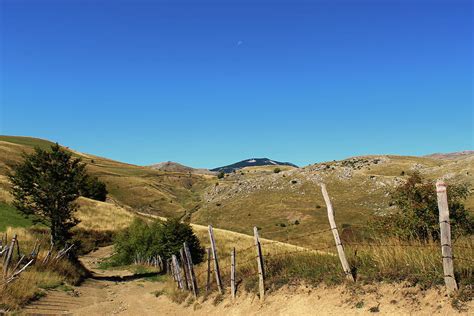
[0,0,472,168]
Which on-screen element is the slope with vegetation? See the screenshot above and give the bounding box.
[194,154,474,247]
[0,136,212,221]
[0,135,473,312]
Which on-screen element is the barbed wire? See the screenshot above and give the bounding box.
[453,256,474,264]
[264,245,335,259]
[345,242,440,248]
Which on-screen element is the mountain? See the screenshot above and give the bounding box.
[148,161,216,175]
[424,151,474,160]
[211,158,298,173]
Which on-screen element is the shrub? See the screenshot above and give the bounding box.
[80,176,108,201]
[217,172,225,179]
[273,168,281,173]
[374,172,474,241]
[111,218,204,266]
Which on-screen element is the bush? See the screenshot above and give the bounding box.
[274,168,281,173]
[375,172,474,241]
[80,176,108,201]
[111,218,204,266]
[217,172,225,179]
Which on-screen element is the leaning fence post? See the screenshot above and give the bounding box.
[179,248,190,290]
[253,227,265,301]
[172,254,183,289]
[206,247,211,293]
[321,184,354,282]
[436,180,458,293]
[184,242,199,298]
[3,234,17,279]
[231,247,236,299]
[208,225,223,294]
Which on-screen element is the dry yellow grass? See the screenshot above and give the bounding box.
[0,227,88,310]
[76,197,135,231]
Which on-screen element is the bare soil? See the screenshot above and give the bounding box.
[23,246,472,315]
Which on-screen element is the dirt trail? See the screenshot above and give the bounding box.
[23,246,472,315]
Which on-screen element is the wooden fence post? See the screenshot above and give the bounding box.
[321,184,354,282]
[3,234,17,279]
[253,227,265,301]
[184,242,199,298]
[436,180,458,293]
[167,259,172,276]
[208,225,223,294]
[172,254,183,289]
[206,247,211,293]
[179,248,190,290]
[231,247,236,299]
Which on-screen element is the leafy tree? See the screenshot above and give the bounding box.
[9,144,86,248]
[377,172,474,241]
[112,218,204,267]
[80,176,108,201]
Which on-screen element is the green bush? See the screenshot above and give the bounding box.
[217,172,225,179]
[273,168,281,173]
[375,172,474,241]
[111,218,204,266]
[80,176,108,201]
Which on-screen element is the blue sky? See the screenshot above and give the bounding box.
[0,0,472,168]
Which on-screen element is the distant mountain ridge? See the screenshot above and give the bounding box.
[211,158,298,173]
[148,161,216,175]
[424,151,474,160]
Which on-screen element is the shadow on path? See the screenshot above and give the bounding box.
[90,271,163,282]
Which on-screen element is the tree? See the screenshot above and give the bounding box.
[156,218,204,264]
[377,172,474,241]
[9,144,86,248]
[80,176,108,201]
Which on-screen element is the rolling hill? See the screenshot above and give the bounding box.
[148,161,215,175]
[0,136,212,222]
[0,135,472,249]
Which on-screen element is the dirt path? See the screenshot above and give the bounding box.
[23,246,472,315]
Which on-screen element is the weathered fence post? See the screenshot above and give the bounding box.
[184,241,199,298]
[321,184,354,282]
[253,227,265,301]
[208,225,223,293]
[206,247,211,293]
[171,254,183,289]
[179,248,190,290]
[231,247,236,299]
[436,180,458,293]
[167,259,172,276]
[3,234,17,279]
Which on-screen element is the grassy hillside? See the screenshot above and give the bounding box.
[0,136,213,222]
[0,136,472,249]
[193,154,474,246]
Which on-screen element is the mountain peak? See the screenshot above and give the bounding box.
[211,158,298,173]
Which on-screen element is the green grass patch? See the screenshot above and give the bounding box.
[0,135,56,151]
[0,202,33,231]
